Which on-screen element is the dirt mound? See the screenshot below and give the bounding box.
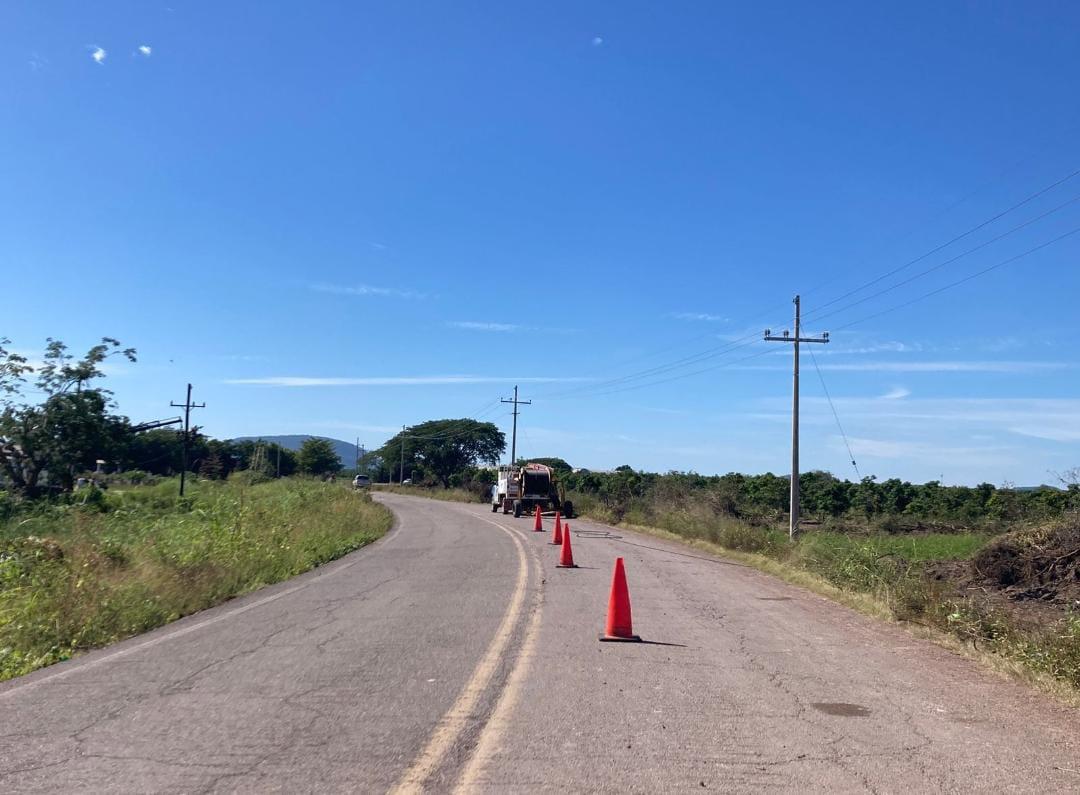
[972,522,1080,606]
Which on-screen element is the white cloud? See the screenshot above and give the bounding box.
[1007,426,1080,443]
[880,387,911,400]
[225,375,590,387]
[91,47,107,64]
[447,321,578,335]
[137,45,152,57]
[592,36,604,46]
[311,422,402,435]
[310,282,426,300]
[672,312,727,323]
[846,436,1011,464]
[369,242,388,251]
[737,360,1071,374]
[448,321,521,333]
[821,341,919,355]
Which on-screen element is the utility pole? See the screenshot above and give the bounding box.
[399,425,407,485]
[355,436,360,472]
[765,296,829,540]
[501,385,531,468]
[170,383,205,497]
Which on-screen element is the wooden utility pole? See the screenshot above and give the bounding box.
[169,383,205,497]
[501,385,531,467]
[765,296,828,539]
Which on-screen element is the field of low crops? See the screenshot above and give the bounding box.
[0,476,391,682]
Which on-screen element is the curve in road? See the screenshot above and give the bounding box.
[2,492,1078,793]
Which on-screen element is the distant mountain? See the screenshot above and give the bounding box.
[231,435,362,467]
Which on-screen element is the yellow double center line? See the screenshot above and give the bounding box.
[390,513,544,793]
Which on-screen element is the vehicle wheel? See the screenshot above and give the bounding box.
[491,503,498,513]
[562,500,574,519]
[513,500,523,518]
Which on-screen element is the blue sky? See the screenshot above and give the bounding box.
[3,2,1079,485]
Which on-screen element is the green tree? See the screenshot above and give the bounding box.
[0,338,136,496]
[376,419,505,486]
[120,428,184,475]
[297,438,342,476]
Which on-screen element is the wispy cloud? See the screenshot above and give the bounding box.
[821,340,919,355]
[737,360,1071,374]
[136,45,152,57]
[758,396,1080,448]
[447,321,577,335]
[672,312,727,323]
[369,242,388,251]
[448,321,521,333]
[226,375,590,387]
[311,422,402,435]
[1007,426,1080,443]
[846,436,1011,464]
[880,387,911,400]
[90,46,107,65]
[592,36,604,46]
[310,282,426,300]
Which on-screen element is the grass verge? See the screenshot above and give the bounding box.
[0,477,392,682]
[616,520,1080,706]
[585,486,1080,702]
[371,484,483,503]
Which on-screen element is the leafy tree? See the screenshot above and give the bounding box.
[297,438,342,476]
[376,419,504,487]
[0,338,136,496]
[199,450,225,480]
[120,428,184,475]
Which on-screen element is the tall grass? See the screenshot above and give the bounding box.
[372,483,485,503]
[570,488,1080,691]
[0,477,391,682]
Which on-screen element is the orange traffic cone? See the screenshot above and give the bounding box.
[533,505,543,532]
[600,557,641,642]
[556,522,577,568]
[550,511,563,545]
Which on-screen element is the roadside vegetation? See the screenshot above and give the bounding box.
[568,469,1080,692]
[0,476,391,682]
[373,483,481,504]
[386,457,1080,693]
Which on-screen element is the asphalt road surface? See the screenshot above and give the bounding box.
[2,492,1078,793]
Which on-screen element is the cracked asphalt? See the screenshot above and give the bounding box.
[2,492,1079,793]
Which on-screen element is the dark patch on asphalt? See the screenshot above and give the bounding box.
[811,702,871,717]
[757,596,793,601]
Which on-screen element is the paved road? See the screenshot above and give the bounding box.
[2,493,1078,793]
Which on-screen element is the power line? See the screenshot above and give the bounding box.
[804,190,1080,328]
[543,166,1080,404]
[806,165,1080,316]
[802,140,1080,301]
[828,223,1080,334]
[807,345,860,480]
